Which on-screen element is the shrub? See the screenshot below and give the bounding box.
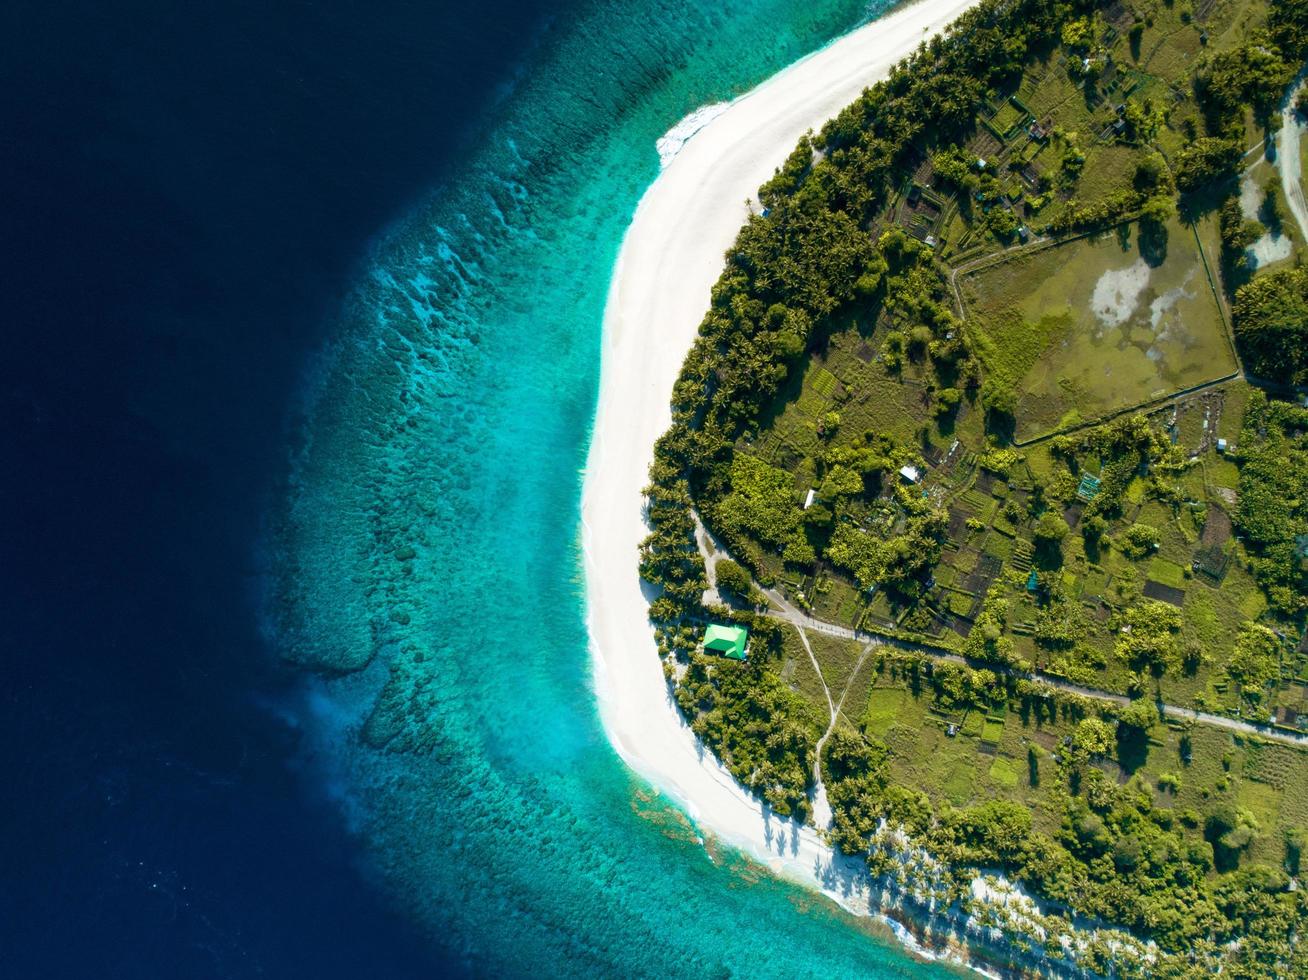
[1233,268,1308,384]
[1119,523,1159,559]
[1119,698,1159,731]
[714,559,753,602]
[1175,137,1241,192]
[1227,623,1281,703]
[1034,511,1070,544]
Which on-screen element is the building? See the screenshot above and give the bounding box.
[803,488,817,510]
[899,464,923,484]
[703,623,748,661]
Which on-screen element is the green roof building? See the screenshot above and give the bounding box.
[703,623,748,660]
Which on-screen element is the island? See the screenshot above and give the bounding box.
[629,0,1308,972]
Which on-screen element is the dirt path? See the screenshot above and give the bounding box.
[762,596,1308,748]
[800,630,878,830]
[832,639,879,726]
[794,626,839,827]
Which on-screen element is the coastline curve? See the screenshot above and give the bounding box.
[582,0,982,914]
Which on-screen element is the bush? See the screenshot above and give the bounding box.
[1233,268,1308,384]
[1227,623,1281,703]
[714,559,753,602]
[1034,511,1070,544]
[1195,42,1292,126]
[1118,522,1159,559]
[907,325,933,360]
[1115,599,1182,676]
[1119,698,1159,731]
[932,386,962,418]
[981,377,1017,421]
[716,454,813,565]
[1175,137,1241,192]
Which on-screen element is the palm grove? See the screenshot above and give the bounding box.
[639,0,1308,973]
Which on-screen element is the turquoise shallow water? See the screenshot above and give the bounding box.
[272,0,961,974]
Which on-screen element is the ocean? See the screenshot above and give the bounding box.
[2,0,958,976]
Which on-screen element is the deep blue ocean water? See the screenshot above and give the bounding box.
[3,0,959,976]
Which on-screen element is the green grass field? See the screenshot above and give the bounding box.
[989,756,1021,788]
[1148,556,1189,588]
[863,687,911,736]
[962,219,1236,440]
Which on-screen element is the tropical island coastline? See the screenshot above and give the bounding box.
[583,0,993,958]
[585,0,980,885]
[588,0,1308,973]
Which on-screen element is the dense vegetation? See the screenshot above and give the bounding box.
[825,652,1308,969]
[639,0,1308,970]
[1234,268,1308,384]
[1236,392,1308,612]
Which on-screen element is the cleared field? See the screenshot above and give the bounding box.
[862,687,912,736]
[962,218,1236,440]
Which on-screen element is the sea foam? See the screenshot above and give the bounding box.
[656,102,730,168]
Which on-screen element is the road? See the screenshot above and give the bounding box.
[763,586,1308,749]
[1276,76,1308,244]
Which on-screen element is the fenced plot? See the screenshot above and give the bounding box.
[961,219,1236,440]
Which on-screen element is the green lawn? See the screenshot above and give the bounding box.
[989,756,1021,789]
[961,710,985,737]
[1148,556,1188,589]
[863,687,911,736]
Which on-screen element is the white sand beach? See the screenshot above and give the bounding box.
[581,0,981,913]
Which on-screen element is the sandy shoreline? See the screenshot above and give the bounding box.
[581,0,981,917]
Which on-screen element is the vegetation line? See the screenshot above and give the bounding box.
[640,0,1308,968]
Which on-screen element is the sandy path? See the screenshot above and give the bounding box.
[581,0,981,909]
[1277,80,1308,243]
[795,627,836,829]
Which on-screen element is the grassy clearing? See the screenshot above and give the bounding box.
[1148,556,1188,588]
[807,631,866,700]
[962,219,1236,440]
[782,625,829,710]
[863,687,912,736]
[853,663,1308,869]
[989,756,1021,788]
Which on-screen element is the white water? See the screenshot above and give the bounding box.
[656,102,731,168]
